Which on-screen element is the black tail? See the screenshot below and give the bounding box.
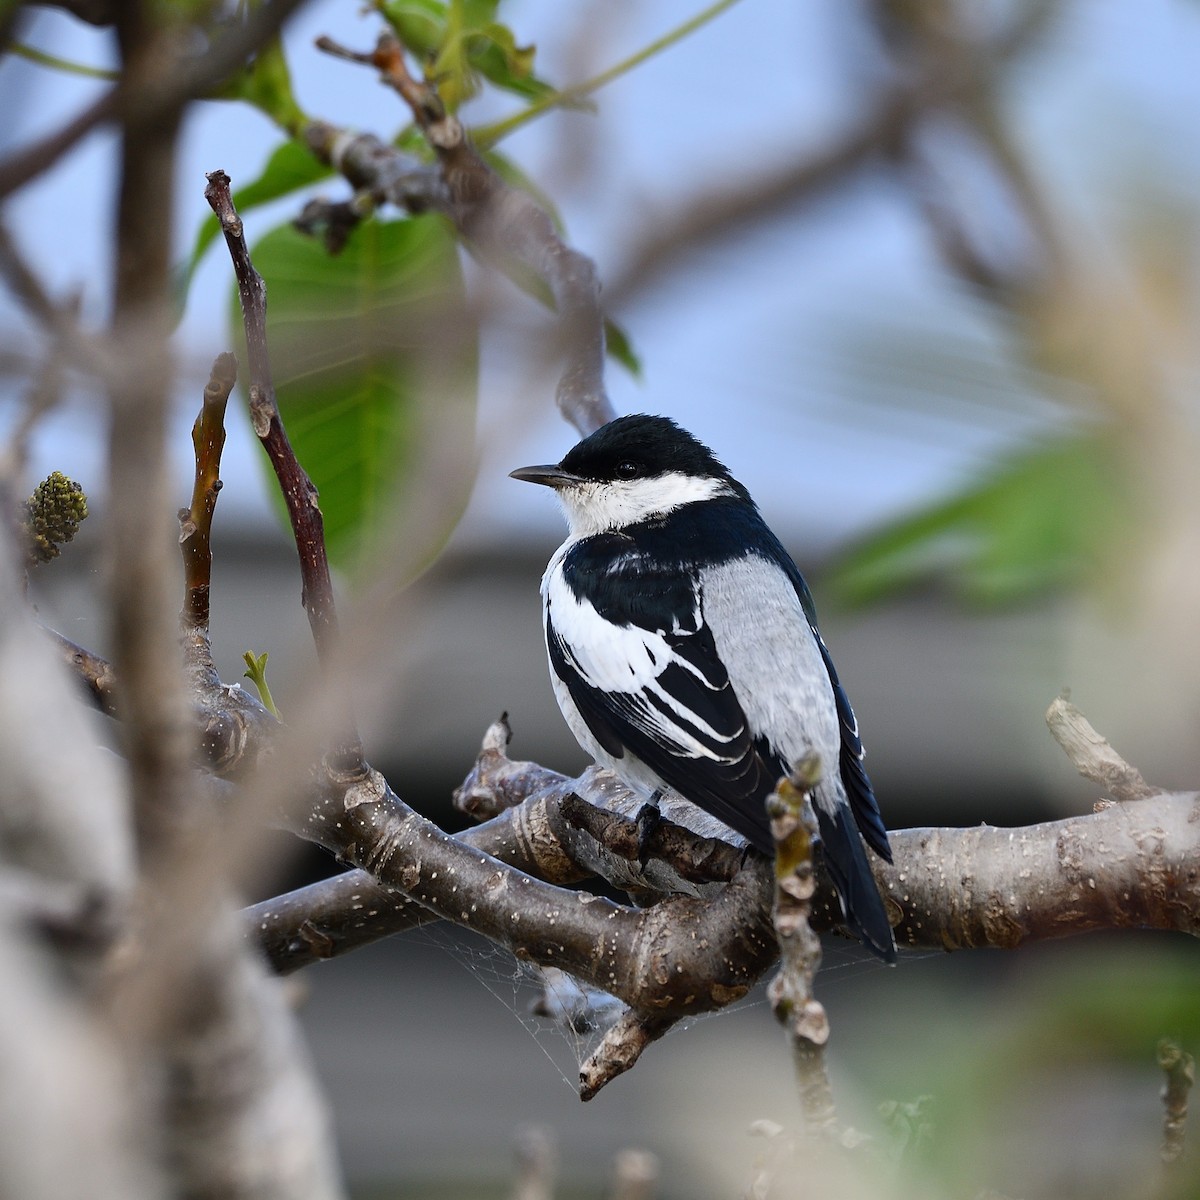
[815,800,896,964]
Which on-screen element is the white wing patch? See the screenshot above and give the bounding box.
[542,560,743,764]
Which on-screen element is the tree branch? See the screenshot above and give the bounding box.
[248,753,1200,976]
[307,30,616,436]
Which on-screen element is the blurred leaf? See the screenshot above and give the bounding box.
[209,36,306,133]
[830,432,1130,607]
[604,317,642,378]
[234,215,477,568]
[182,140,332,296]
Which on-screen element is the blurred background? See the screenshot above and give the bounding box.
[6,0,1200,1196]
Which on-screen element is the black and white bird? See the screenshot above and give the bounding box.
[511,414,895,963]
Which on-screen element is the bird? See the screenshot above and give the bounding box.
[510,413,896,963]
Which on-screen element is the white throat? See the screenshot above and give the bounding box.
[555,471,736,538]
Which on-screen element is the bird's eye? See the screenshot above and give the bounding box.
[614,461,639,480]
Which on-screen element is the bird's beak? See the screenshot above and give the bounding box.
[509,464,582,489]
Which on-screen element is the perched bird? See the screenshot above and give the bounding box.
[511,414,895,963]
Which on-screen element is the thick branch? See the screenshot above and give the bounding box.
[880,795,1200,949]
[109,0,194,863]
[286,761,777,1024]
[246,783,590,971]
[249,775,1200,977]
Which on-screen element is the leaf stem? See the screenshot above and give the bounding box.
[8,41,119,80]
[473,0,744,146]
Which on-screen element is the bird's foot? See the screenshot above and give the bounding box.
[634,798,663,865]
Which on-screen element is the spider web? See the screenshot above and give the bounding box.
[398,919,937,1092]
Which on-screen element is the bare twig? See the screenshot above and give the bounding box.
[180,353,237,633]
[451,714,567,821]
[0,223,114,380]
[1046,693,1155,803]
[765,757,837,1136]
[605,86,915,310]
[1158,1038,1194,1167]
[0,91,119,204]
[204,169,362,770]
[579,1011,675,1101]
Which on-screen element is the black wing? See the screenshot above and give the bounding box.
[547,540,780,851]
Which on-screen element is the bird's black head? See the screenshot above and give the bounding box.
[560,414,746,491]
[511,414,752,537]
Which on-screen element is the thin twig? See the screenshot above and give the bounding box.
[473,0,743,146]
[0,223,114,380]
[579,1011,675,1101]
[203,168,363,769]
[180,353,236,632]
[1045,693,1155,803]
[766,756,838,1137]
[1158,1038,1194,1167]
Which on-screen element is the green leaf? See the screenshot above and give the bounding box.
[379,0,447,58]
[378,0,556,112]
[465,22,556,103]
[181,140,332,297]
[242,651,279,717]
[828,433,1130,607]
[235,215,478,568]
